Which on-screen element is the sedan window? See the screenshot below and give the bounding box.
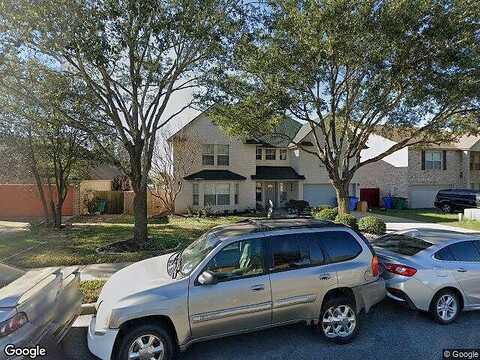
[374,234,432,256]
[444,241,480,262]
[205,238,265,281]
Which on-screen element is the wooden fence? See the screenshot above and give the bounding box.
[93,191,124,214]
[123,191,168,216]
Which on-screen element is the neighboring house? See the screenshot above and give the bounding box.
[169,111,480,212]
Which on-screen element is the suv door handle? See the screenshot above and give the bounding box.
[457,268,467,273]
[250,284,265,291]
[319,273,331,280]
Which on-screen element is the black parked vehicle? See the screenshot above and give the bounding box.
[434,189,480,213]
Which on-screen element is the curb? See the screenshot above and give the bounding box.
[81,303,96,316]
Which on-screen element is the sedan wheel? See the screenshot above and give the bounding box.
[128,334,165,360]
[320,297,358,343]
[430,290,460,324]
[436,295,458,322]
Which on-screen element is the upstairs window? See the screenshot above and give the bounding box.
[425,150,442,170]
[256,147,263,160]
[216,145,230,166]
[265,148,276,160]
[280,149,287,160]
[202,144,215,165]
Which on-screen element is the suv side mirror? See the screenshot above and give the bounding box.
[198,271,217,285]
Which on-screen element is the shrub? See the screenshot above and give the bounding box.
[315,207,338,221]
[358,216,386,235]
[335,213,358,229]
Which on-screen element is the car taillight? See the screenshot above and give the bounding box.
[384,263,417,277]
[371,255,380,277]
[0,312,28,337]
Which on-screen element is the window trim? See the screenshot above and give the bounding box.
[425,150,442,170]
[279,149,287,161]
[265,148,276,161]
[196,238,267,285]
[216,144,230,166]
[202,144,215,166]
[256,147,263,160]
[192,183,199,206]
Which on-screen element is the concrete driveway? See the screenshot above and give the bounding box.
[353,212,480,233]
[62,300,480,360]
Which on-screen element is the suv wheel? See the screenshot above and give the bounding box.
[441,203,452,213]
[319,297,358,344]
[430,290,460,325]
[118,323,175,360]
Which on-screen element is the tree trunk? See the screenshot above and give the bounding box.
[133,188,148,245]
[334,182,350,215]
[53,202,63,228]
[27,131,50,223]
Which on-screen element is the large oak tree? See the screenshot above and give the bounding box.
[1,0,247,242]
[203,0,480,213]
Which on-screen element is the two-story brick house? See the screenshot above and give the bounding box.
[169,111,480,212]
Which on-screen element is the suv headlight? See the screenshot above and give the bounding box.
[0,313,28,337]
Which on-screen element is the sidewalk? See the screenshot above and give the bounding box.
[78,262,132,281]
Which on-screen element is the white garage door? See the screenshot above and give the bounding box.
[303,184,337,206]
[409,185,448,209]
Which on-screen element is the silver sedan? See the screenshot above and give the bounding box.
[0,263,82,359]
[373,229,480,324]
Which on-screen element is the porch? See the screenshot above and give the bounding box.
[255,181,302,209]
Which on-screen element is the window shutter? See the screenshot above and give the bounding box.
[421,150,425,170]
[443,150,447,170]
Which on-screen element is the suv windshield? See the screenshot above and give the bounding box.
[373,234,433,256]
[0,263,25,289]
[177,232,220,277]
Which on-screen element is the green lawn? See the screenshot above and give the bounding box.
[1,215,245,269]
[370,209,480,231]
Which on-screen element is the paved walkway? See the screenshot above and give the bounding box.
[78,262,132,281]
[0,220,30,235]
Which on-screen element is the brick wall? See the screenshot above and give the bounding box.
[0,184,76,218]
[408,149,463,186]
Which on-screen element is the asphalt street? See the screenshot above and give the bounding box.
[59,299,480,360]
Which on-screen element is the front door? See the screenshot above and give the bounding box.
[188,237,272,340]
[265,182,277,208]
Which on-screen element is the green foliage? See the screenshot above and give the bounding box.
[335,213,358,229]
[80,280,106,304]
[315,207,338,221]
[358,216,386,235]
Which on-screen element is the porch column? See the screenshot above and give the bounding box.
[298,182,304,200]
[463,151,471,188]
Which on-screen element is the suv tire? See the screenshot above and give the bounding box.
[430,289,460,325]
[118,323,175,360]
[440,203,453,213]
[319,296,359,344]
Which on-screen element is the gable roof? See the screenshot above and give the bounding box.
[246,117,302,147]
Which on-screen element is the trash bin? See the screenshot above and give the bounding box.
[392,197,407,210]
[383,196,393,209]
[348,196,359,212]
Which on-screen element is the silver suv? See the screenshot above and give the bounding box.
[88,219,385,360]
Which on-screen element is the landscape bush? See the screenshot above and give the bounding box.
[358,216,386,235]
[315,207,338,221]
[335,213,358,229]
